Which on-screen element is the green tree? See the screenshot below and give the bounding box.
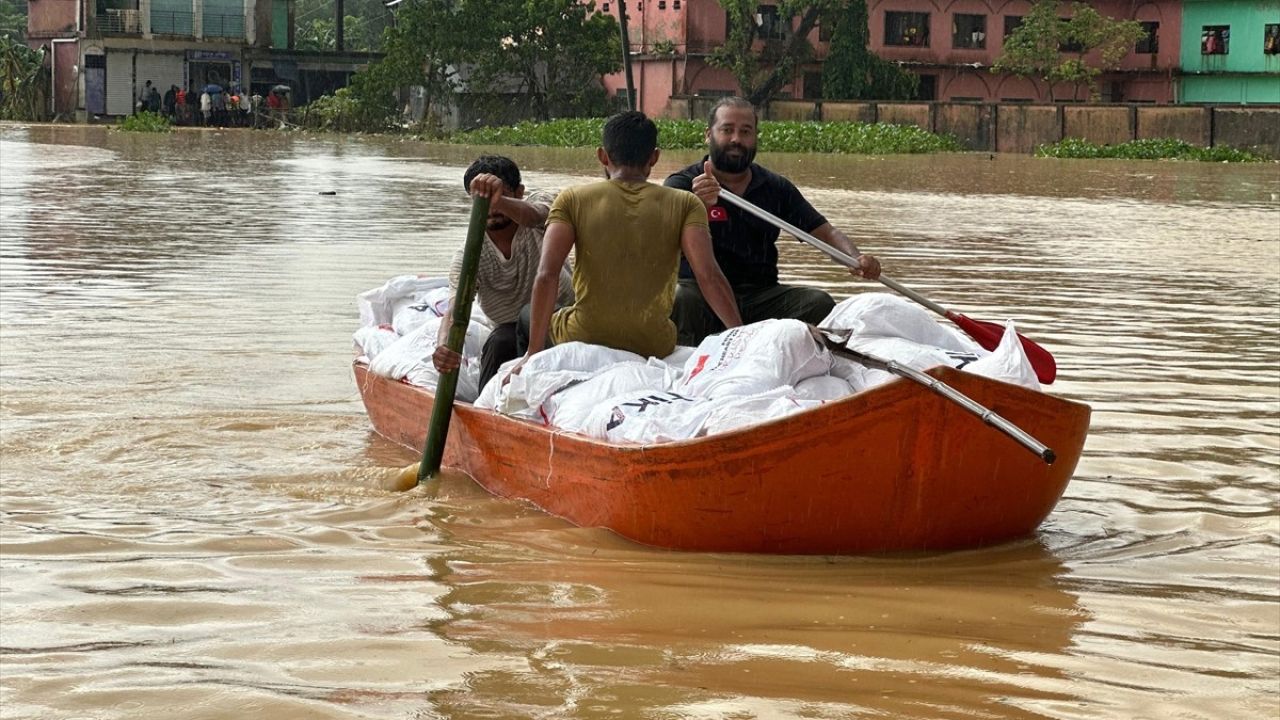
[0,0,25,43]
[0,36,47,121]
[992,0,1145,101]
[821,0,915,100]
[711,0,835,106]
[344,0,481,128]
[293,0,391,52]
[468,0,620,119]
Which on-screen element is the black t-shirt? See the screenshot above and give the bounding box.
[665,157,826,287]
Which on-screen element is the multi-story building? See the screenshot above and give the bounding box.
[595,0,1273,117]
[26,0,374,119]
[1179,0,1280,103]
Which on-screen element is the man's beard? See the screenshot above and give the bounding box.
[486,215,514,231]
[709,139,756,173]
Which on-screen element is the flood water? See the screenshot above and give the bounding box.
[1,124,1277,720]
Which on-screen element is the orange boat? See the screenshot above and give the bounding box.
[354,361,1090,554]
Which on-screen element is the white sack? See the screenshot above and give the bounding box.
[678,319,831,400]
[582,390,714,444]
[662,345,697,371]
[700,387,824,436]
[793,374,855,402]
[543,360,676,432]
[491,342,645,419]
[964,321,1040,390]
[830,356,894,393]
[357,275,446,328]
[822,293,981,353]
[352,325,400,362]
[367,323,482,402]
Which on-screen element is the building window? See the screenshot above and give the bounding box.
[953,14,986,49]
[757,5,786,40]
[1202,25,1229,55]
[802,71,823,99]
[674,0,681,8]
[886,11,929,47]
[658,1,666,9]
[1265,24,1279,55]
[1003,15,1022,37]
[914,74,936,100]
[1135,21,1158,54]
[602,2,609,12]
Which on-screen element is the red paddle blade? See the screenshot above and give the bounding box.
[946,312,1058,385]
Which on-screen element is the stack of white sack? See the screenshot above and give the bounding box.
[352,276,493,403]
[356,277,1043,443]
[821,293,1040,392]
[476,319,839,444]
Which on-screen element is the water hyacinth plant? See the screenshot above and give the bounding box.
[1037,137,1264,162]
[117,111,172,133]
[450,118,963,155]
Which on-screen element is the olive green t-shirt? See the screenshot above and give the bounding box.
[547,180,708,358]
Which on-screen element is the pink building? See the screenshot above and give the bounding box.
[596,0,1182,117]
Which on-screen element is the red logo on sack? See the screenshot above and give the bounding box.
[708,206,729,222]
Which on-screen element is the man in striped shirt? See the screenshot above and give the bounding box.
[432,156,573,389]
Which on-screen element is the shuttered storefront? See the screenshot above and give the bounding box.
[135,52,185,98]
[105,49,134,116]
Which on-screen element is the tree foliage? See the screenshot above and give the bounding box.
[0,0,26,43]
[992,0,1145,101]
[342,0,480,130]
[468,0,620,120]
[821,0,915,100]
[711,0,834,106]
[294,0,391,52]
[339,0,619,129]
[0,36,47,121]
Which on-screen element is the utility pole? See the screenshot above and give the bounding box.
[336,0,345,51]
[617,0,636,110]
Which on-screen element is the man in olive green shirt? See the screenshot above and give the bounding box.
[511,111,742,378]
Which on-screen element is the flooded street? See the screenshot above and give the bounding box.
[1,124,1277,719]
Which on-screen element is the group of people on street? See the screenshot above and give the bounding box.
[135,79,291,128]
[433,97,883,391]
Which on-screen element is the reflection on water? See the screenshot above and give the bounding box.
[1,124,1277,719]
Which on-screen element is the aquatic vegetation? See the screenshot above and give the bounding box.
[1036,137,1265,162]
[117,111,172,133]
[448,117,962,155]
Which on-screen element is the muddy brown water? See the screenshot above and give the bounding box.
[1,124,1277,720]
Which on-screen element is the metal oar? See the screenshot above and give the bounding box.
[819,330,1055,464]
[716,189,1058,385]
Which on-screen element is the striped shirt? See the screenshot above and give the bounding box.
[448,190,573,325]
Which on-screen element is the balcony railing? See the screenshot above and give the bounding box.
[97,9,141,35]
[151,10,194,36]
[202,13,245,39]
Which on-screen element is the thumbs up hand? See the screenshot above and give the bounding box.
[690,159,721,209]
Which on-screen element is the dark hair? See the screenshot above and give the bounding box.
[463,155,521,193]
[602,110,658,168]
[707,96,758,128]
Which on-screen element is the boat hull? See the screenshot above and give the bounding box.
[354,362,1090,554]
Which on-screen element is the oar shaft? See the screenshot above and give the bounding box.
[823,336,1055,464]
[419,195,491,482]
[717,189,949,316]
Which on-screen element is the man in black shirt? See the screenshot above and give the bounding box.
[665,96,881,346]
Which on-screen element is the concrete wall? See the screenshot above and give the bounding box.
[1137,106,1210,146]
[1213,107,1280,157]
[1063,105,1133,146]
[668,97,1280,158]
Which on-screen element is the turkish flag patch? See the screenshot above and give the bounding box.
[708,206,729,222]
